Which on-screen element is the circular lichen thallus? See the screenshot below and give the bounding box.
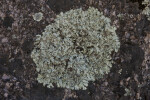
[32,12,43,22]
[31,7,120,90]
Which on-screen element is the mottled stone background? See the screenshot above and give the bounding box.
[0,0,150,100]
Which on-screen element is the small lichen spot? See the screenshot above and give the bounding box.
[33,12,43,22]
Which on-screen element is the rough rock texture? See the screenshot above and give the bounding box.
[0,0,149,100]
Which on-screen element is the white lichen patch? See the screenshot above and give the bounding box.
[142,0,150,20]
[33,12,43,21]
[124,88,132,96]
[31,7,120,90]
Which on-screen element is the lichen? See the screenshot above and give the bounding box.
[142,0,150,21]
[124,88,132,96]
[33,12,43,22]
[31,7,120,90]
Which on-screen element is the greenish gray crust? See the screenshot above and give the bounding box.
[33,12,43,22]
[142,0,150,21]
[31,7,120,90]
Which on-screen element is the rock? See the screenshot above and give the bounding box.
[4,93,8,97]
[1,37,8,43]
[5,82,13,89]
[2,74,10,81]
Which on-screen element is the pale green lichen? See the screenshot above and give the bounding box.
[31,7,120,90]
[124,88,132,96]
[33,12,43,22]
[142,0,150,20]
